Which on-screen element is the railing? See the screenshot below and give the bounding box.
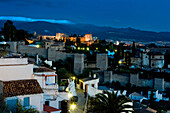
[43,84,58,90]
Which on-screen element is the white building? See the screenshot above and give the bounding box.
[1,79,44,112]
[149,52,164,68]
[129,92,147,102]
[34,66,68,112]
[79,74,99,92]
[142,49,165,68]
[0,57,33,81]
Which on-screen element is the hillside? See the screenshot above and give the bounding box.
[0,20,170,41]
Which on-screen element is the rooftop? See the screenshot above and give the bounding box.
[3,79,43,97]
[33,67,55,73]
[43,104,61,112]
[130,92,144,97]
[80,77,98,82]
[133,102,157,113]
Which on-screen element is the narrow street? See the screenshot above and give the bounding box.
[70,88,86,113]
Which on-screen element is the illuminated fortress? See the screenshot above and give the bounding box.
[38,33,94,46]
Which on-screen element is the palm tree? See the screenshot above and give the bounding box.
[88,91,134,113]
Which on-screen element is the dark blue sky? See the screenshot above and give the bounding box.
[0,0,170,31]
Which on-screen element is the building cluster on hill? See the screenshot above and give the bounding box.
[1,31,170,112]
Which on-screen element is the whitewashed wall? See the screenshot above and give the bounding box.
[0,64,33,81]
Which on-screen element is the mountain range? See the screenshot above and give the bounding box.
[1,20,170,42]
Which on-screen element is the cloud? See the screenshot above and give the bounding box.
[0,16,74,24]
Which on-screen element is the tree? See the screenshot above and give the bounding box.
[149,91,156,108]
[132,41,136,57]
[1,20,16,41]
[88,91,134,113]
[16,101,38,113]
[57,68,69,80]
[76,36,81,46]
[15,29,28,41]
[0,94,9,113]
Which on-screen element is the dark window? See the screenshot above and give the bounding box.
[6,99,18,112]
[92,84,95,87]
[45,101,49,106]
[24,97,30,107]
[152,56,154,58]
[152,63,154,66]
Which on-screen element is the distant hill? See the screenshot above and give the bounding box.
[0,20,170,41]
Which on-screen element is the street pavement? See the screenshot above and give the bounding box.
[70,88,86,113]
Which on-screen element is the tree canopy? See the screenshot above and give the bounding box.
[88,91,134,113]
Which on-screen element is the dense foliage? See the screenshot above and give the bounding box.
[88,91,134,113]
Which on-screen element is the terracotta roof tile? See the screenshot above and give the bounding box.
[3,79,43,97]
[33,67,55,73]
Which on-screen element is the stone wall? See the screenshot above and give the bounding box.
[96,54,108,70]
[104,71,112,83]
[138,79,153,88]
[112,73,129,86]
[18,45,48,58]
[7,42,17,53]
[74,54,84,75]
[130,73,139,86]
[55,52,74,61]
[130,73,153,88]
[154,78,165,91]
[104,71,129,86]
[103,71,169,91]
[165,82,170,90]
[17,45,74,61]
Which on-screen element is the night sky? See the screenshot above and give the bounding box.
[0,0,170,31]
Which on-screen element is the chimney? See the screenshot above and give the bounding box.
[93,74,96,78]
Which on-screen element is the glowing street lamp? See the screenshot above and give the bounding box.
[72,76,76,80]
[68,92,73,98]
[118,60,122,64]
[70,103,76,110]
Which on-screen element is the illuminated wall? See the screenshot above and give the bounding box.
[56,33,65,40]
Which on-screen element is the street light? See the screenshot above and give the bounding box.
[72,76,76,80]
[118,60,122,64]
[70,103,76,110]
[68,92,73,98]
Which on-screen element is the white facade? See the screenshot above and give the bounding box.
[148,90,162,100]
[129,92,146,102]
[142,52,149,66]
[34,71,57,91]
[87,85,102,97]
[0,58,33,81]
[142,49,165,68]
[80,78,99,91]
[33,68,67,110]
[6,94,43,112]
[150,55,164,68]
